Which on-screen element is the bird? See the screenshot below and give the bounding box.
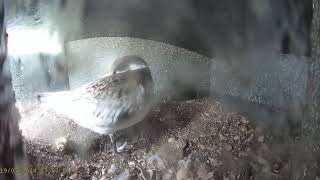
[111,55,151,75]
[37,55,154,158]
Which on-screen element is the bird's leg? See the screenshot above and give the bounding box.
[108,134,130,159]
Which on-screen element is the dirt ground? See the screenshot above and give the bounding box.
[18,97,320,180]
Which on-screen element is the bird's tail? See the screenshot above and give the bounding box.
[36,91,60,103]
[35,91,73,114]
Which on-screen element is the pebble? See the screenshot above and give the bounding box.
[219,134,227,141]
[316,176,320,180]
[241,117,249,124]
[272,162,281,174]
[92,176,98,180]
[255,127,263,134]
[147,155,167,170]
[257,136,264,143]
[178,160,186,168]
[100,176,108,180]
[209,158,219,167]
[163,169,174,179]
[69,173,78,179]
[250,162,260,172]
[176,168,189,180]
[54,137,68,152]
[107,164,117,174]
[197,165,208,178]
[272,169,280,174]
[256,156,268,165]
[229,173,236,180]
[168,137,175,143]
[233,136,240,140]
[223,175,230,180]
[240,125,247,132]
[262,166,271,174]
[223,143,233,151]
[128,161,135,167]
[246,134,254,142]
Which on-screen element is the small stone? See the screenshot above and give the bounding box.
[257,136,264,143]
[178,160,186,168]
[69,173,78,179]
[197,165,208,178]
[272,162,282,174]
[255,127,263,134]
[204,113,210,117]
[233,136,240,140]
[241,117,249,124]
[256,156,268,165]
[262,166,271,174]
[168,137,175,143]
[128,161,135,167]
[246,134,254,142]
[223,175,230,180]
[209,158,219,167]
[101,168,106,175]
[176,168,189,180]
[240,124,247,132]
[100,176,108,180]
[176,139,186,148]
[54,137,68,152]
[229,173,236,180]
[148,155,167,170]
[92,176,98,180]
[272,169,280,174]
[107,164,117,174]
[239,152,248,157]
[316,176,320,180]
[250,162,260,172]
[219,134,227,141]
[223,143,233,151]
[185,156,193,170]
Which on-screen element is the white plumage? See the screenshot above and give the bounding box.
[38,55,154,157]
[39,68,152,135]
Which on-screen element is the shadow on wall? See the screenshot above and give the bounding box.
[5,0,313,110]
[80,0,312,58]
[66,37,211,100]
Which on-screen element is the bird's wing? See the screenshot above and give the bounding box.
[83,73,146,131]
[38,71,149,134]
[85,73,125,99]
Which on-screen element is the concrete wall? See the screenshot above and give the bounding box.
[9,53,68,103]
[6,0,83,103]
[66,37,309,110]
[66,37,211,99]
[210,54,308,109]
[6,0,310,109]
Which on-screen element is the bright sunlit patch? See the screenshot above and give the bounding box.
[7,27,62,56]
[116,63,147,74]
[129,63,146,70]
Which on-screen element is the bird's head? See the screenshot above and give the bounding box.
[112,55,154,98]
[111,55,149,75]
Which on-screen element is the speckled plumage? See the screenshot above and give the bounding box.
[39,58,154,135]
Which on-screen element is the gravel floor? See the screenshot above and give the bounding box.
[18,98,320,180]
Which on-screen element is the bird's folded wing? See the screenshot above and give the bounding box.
[85,74,121,98]
[93,87,145,126]
[84,74,146,129]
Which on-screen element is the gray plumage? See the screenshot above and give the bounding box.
[39,56,154,135]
